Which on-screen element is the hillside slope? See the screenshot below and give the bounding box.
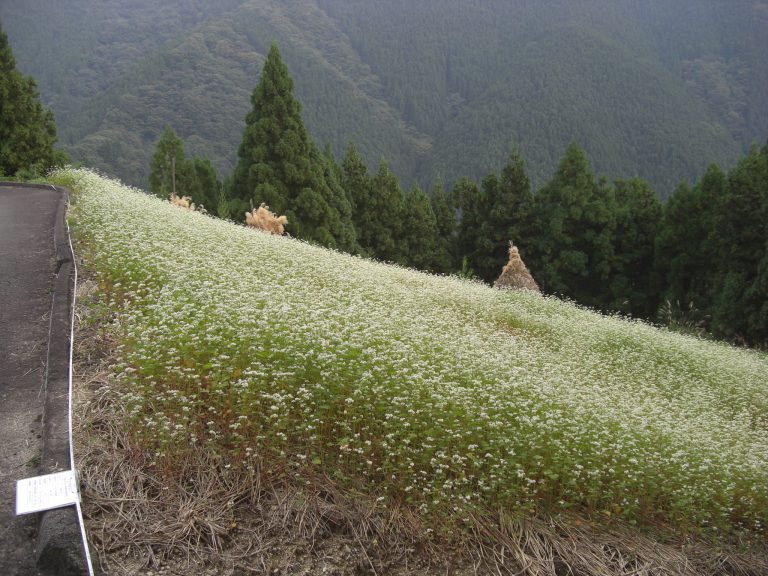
[56,167,768,574]
[3,0,767,196]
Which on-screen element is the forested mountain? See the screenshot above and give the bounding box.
[1,0,766,197]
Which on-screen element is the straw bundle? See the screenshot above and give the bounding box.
[170,193,196,211]
[245,203,288,235]
[494,242,540,292]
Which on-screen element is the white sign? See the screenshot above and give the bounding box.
[16,470,79,515]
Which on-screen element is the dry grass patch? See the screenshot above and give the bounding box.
[245,203,288,235]
[169,194,196,211]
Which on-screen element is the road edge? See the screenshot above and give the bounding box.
[1,183,89,574]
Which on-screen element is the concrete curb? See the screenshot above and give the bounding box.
[1,183,89,574]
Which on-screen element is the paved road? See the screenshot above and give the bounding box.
[0,186,61,575]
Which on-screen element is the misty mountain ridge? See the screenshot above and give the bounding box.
[1,0,766,197]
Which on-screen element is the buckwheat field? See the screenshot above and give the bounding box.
[58,168,768,538]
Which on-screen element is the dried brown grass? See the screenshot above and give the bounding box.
[494,243,540,293]
[169,194,195,211]
[71,279,768,576]
[245,204,288,235]
[469,511,768,576]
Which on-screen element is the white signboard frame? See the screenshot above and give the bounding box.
[16,470,79,515]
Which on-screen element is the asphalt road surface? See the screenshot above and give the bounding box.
[0,185,61,575]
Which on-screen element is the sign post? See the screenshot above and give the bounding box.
[16,470,79,516]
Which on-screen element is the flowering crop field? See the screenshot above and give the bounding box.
[60,169,768,537]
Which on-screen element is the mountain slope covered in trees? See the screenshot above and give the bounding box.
[1,0,766,196]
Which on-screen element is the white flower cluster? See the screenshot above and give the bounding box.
[59,168,768,533]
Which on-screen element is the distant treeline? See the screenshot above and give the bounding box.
[4,15,765,345]
[149,44,768,348]
[4,0,767,199]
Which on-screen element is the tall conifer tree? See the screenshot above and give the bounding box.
[191,156,222,211]
[231,43,305,215]
[404,185,441,271]
[529,142,616,309]
[231,43,355,249]
[476,151,534,282]
[610,177,662,318]
[472,173,499,281]
[149,125,186,198]
[368,159,406,263]
[655,144,768,345]
[430,179,457,273]
[710,144,768,343]
[149,125,220,211]
[341,142,373,254]
[655,165,724,320]
[0,25,61,176]
[454,177,483,276]
[315,144,358,252]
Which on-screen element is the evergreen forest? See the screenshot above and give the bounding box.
[2,0,767,197]
[1,3,767,347]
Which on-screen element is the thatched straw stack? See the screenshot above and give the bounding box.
[245,203,288,235]
[494,242,540,293]
[170,193,195,211]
